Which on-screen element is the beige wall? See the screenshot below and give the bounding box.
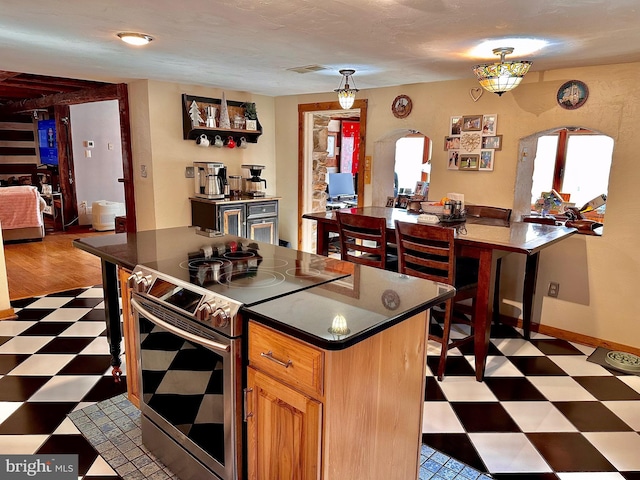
[274,62,640,349]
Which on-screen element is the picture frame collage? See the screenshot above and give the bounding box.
[445,114,500,171]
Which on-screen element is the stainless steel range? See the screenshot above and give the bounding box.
[128,237,349,480]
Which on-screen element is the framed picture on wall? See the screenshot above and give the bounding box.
[386,196,396,207]
[481,135,502,150]
[326,132,338,167]
[482,114,497,136]
[459,154,479,171]
[448,150,459,170]
[450,116,463,135]
[444,136,461,151]
[461,115,482,131]
[479,150,494,171]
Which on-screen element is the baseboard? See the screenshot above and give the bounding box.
[0,307,17,320]
[498,314,640,357]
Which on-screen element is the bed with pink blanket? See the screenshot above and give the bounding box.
[0,186,47,242]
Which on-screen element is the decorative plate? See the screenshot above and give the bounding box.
[557,80,589,110]
[392,95,412,119]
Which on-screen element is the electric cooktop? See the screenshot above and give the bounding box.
[142,236,351,306]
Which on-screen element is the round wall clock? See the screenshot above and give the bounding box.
[557,80,589,110]
[392,95,412,118]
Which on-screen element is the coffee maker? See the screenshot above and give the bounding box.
[241,164,267,197]
[194,162,226,200]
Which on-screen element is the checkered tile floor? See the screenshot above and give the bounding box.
[3,286,640,480]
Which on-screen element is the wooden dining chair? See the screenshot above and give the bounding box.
[464,205,512,326]
[394,220,478,380]
[336,211,397,270]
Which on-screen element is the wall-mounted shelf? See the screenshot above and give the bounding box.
[182,94,263,145]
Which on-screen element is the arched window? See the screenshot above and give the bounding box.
[529,128,613,222]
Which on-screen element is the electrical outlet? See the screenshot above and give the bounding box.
[548,282,560,297]
[185,166,195,178]
[141,165,147,178]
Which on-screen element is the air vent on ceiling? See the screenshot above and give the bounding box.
[286,65,328,74]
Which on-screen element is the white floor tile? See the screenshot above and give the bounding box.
[79,337,111,355]
[527,376,597,401]
[59,321,106,337]
[0,321,36,336]
[7,354,75,376]
[469,432,552,473]
[501,401,577,432]
[437,376,497,402]
[25,297,74,309]
[0,402,22,424]
[618,375,640,394]
[475,355,524,377]
[53,416,81,435]
[72,401,97,412]
[76,287,104,298]
[569,342,596,356]
[491,338,545,356]
[583,431,640,471]
[549,355,614,376]
[421,402,465,433]
[528,331,557,340]
[85,455,117,476]
[557,473,626,480]
[28,375,101,402]
[0,336,52,354]
[41,308,92,322]
[0,435,48,454]
[602,400,640,430]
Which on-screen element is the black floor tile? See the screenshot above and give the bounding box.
[36,337,95,354]
[573,376,640,401]
[10,297,39,308]
[529,339,584,355]
[553,401,634,431]
[48,288,89,297]
[79,309,108,321]
[0,353,30,374]
[427,355,475,377]
[492,474,560,479]
[484,377,548,401]
[15,308,55,321]
[0,402,76,434]
[507,356,569,376]
[21,321,74,336]
[621,473,640,480]
[36,434,99,476]
[424,376,447,401]
[59,355,113,375]
[0,336,13,348]
[526,432,616,472]
[451,402,521,432]
[0,376,50,401]
[82,375,128,403]
[458,340,503,356]
[490,323,525,338]
[422,433,487,473]
[63,298,105,309]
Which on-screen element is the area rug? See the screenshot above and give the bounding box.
[68,394,177,480]
[587,347,640,376]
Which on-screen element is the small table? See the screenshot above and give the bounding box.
[302,206,577,381]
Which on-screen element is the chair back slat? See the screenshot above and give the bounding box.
[336,212,388,269]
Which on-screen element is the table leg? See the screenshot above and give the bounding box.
[473,249,495,381]
[316,222,330,256]
[522,252,540,340]
[101,259,122,371]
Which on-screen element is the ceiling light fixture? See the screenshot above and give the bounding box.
[472,47,532,96]
[334,69,359,109]
[117,32,153,46]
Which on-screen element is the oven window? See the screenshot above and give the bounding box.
[148,277,203,314]
[138,316,226,465]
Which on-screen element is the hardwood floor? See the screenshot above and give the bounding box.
[3,228,113,300]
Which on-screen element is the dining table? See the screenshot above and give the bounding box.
[302,206,577,381]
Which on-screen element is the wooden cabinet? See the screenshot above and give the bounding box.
[117,267,140,408]
[191,198,279,244]
[245,314,429,480]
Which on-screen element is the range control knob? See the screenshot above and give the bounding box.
[196,301,216,322]
[126,271,152,293]
[212,305,231,328]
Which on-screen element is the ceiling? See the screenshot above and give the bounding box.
[1,0,639,102]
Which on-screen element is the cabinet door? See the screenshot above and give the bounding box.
[246,367,321,480]
[246,217,278,244]
[218,203,245,237]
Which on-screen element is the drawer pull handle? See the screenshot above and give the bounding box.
[261,351,292,368]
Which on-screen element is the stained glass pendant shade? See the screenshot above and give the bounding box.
[472,47,532,96]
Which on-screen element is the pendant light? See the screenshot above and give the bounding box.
[334,69,359,109]
[472,47,532,96]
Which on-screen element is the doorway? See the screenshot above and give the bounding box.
[297,100,368,252]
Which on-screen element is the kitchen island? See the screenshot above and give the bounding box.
[74,226,454,480]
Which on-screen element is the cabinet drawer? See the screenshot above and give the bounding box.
[247,201,278,219]
[249,321,323,397]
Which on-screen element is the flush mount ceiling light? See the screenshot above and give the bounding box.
[472,47,532,96]
[334,69,359,109]
[117,32,153,46]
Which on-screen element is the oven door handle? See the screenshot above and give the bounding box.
[131,297,231,353]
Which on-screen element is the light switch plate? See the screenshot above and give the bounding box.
[185,166,195,178]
